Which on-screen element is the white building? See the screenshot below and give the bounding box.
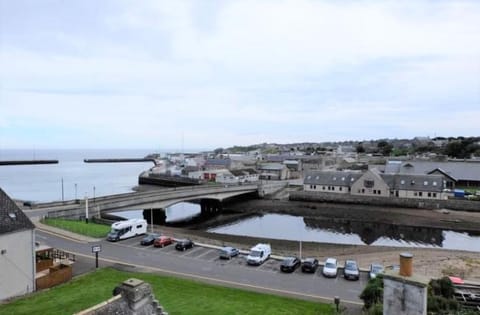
[0,188,36,300]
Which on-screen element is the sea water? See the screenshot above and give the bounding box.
[0,149,155,202]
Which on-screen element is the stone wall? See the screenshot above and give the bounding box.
[290,191,480,212]
[75,278,168,315]
[383,274,428,315]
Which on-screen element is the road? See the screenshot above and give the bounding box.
[36,229,367,310]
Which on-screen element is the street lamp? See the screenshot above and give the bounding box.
[74,183,77,200]
[84,193,89,224]
[93,186,96,203]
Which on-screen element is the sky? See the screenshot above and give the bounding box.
[1,0,479,151]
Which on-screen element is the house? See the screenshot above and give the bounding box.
[188,169,232,182]
[304,171,361,193]
[257,163,290,180]
[204,158,232,170]
[351,169,390,197]
[351,169,447,199]
[215,169,258,184]
[0,188,36,300]
[303,169,448,200]
[385,160,480,188]
[382,173,447,199]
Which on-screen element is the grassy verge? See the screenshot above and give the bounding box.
[0,268,334,315]
[41,218,110,238]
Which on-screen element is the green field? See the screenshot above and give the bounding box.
[0,268,334,315]
[42,218,110,238]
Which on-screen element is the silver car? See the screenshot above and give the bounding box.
[343,259,360,281]
[219,246,240,259]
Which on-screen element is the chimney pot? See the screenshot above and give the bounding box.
[399,252,413,277]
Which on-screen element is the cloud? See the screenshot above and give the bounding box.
[1,0,479,149]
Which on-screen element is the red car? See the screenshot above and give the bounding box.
[154,236,174,248]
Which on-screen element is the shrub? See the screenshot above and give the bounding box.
[359,275,383,309]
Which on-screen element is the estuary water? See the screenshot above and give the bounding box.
[0,149,154,202]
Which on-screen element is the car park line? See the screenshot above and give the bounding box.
[195,248,216,260]
[179,246,203,257]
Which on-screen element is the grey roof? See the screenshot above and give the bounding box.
[0,188,35,234]
[304,171,361,187]
[380,174,445,192]
[258,163,286,171]
[205,158,231,167]
[385,160,480,182]
[230,168,257,176]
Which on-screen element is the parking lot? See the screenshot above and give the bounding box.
[112,235,370,282]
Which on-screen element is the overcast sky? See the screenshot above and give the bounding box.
[1,1,479,151]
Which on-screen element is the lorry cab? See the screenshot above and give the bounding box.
[246,243,271,265]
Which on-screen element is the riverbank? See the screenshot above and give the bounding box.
[158,199,480,282]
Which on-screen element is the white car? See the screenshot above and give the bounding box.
[322,257,338,278]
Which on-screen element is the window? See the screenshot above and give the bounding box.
[414,192,418,196]
[322,186,326,190]
[373,189,377,194]
[428,192,431,197]
[364,180,374,188]
[433,181,437,186]
[433,193,437,198]
[424,181,428,186]
[362,188,365,193]
[342,177,345,181]
[419,192,423,197]
[339,187,342,191]
[314,185,316,189]
[316,176,319,180]
[307,176,311,179]
[400,180,405,185]
[378,190,381,195]
[333,177,336,181]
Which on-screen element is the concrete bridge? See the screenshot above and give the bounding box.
[40,181,287,222]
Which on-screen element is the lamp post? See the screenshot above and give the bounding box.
[74,183,77,200]
[85,193,89,224]
[93,186,96,204]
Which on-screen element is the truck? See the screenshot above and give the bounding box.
[107,218,147,241]
[246,243,271,265]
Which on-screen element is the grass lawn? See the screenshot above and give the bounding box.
[0,268,334,315]
[41,218,110,238]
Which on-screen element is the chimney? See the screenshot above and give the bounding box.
[399,252,413,277]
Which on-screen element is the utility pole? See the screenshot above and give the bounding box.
[85,194,89,224]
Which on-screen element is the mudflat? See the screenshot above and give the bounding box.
[160,199,480,282]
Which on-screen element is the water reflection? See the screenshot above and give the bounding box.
[208,214,480,252]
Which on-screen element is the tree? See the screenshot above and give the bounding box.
[356,144,365,153]
[377,141,393,156]
[360,275,384,309]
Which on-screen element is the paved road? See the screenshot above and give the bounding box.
[36,229,367,311]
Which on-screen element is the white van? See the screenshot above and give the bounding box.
[246,243,271,265]
[107,218,147,241]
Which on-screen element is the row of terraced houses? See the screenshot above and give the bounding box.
[303,160,480,200]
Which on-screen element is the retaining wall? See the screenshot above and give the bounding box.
[290,191,480,212]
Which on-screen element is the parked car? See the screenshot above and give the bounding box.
[343,259,360,281]
[280,256,301,273]
[301,258,319,273]
[219,246,240,259]
[322,257,338,278]
[140,233,160,246]
[369,263,384,279]
[154,236,174,248]
[175,239,194,251]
